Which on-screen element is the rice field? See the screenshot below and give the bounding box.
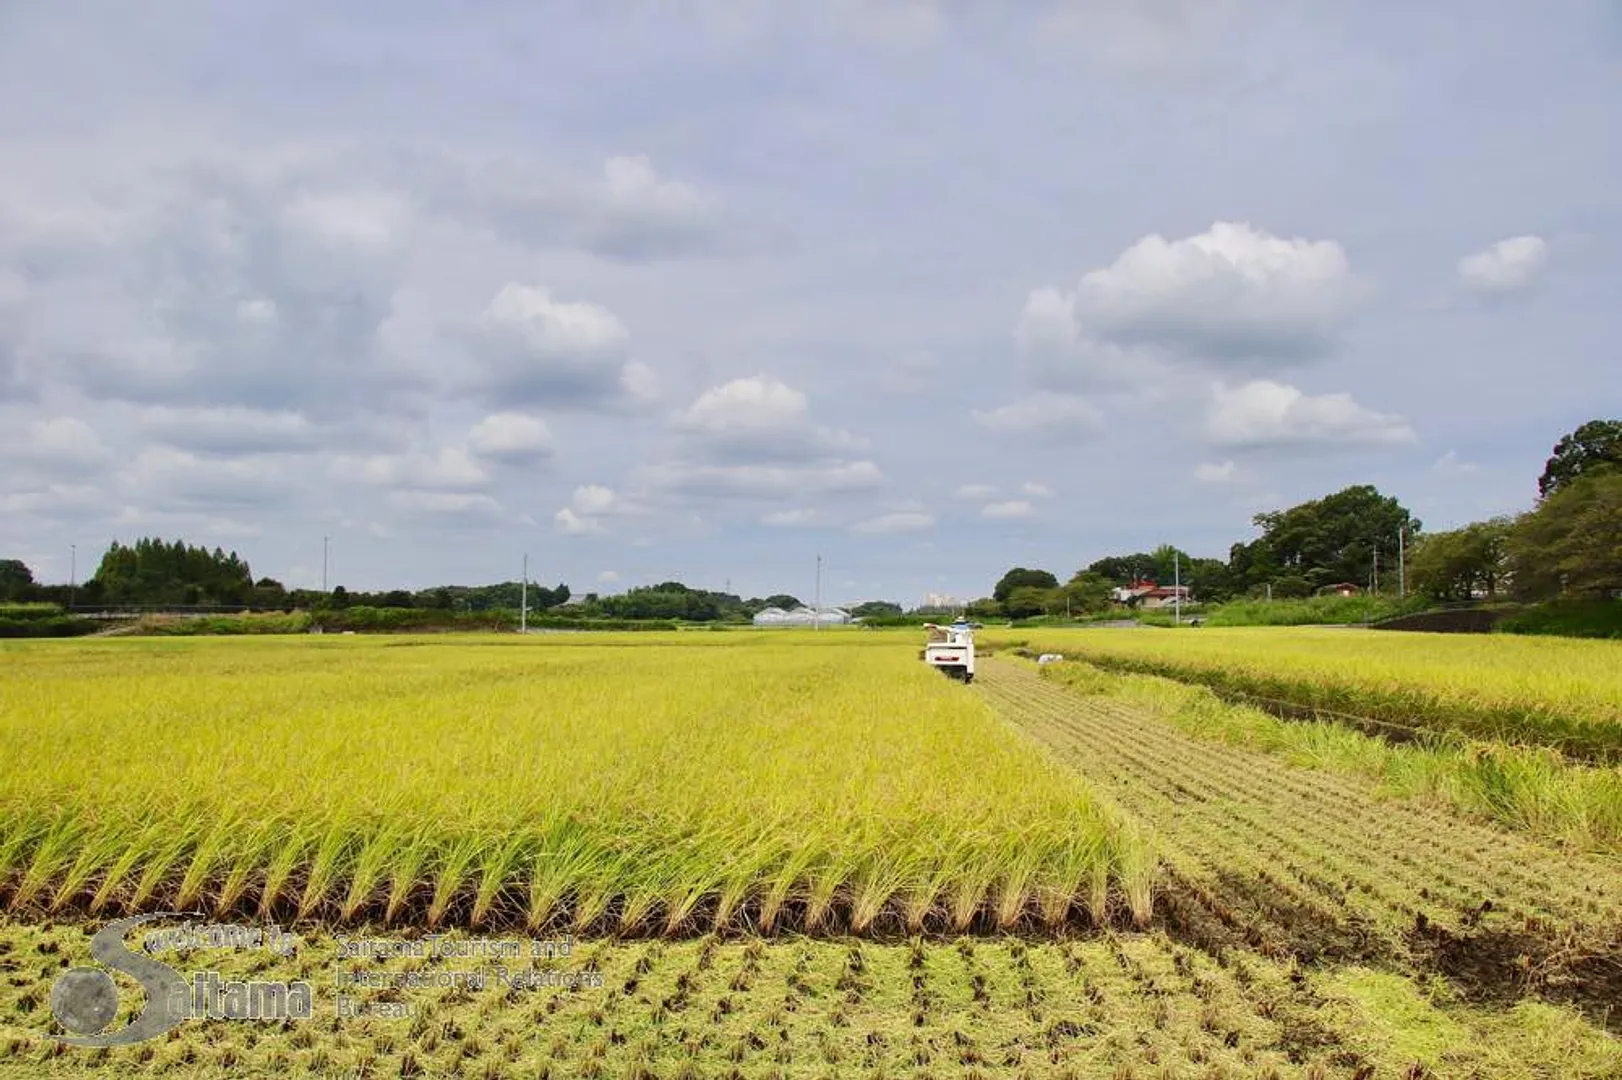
[3,630,1619,1077]
[0,634,1152,936]
[985,626,1622,761]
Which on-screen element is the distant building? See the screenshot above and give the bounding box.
[923,592,959,610]
[752,605,853,627]
[1111,579,1191,609]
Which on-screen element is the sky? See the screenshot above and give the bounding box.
[2,1,1618,607]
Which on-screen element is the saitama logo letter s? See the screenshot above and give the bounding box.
[49,912,190,1046]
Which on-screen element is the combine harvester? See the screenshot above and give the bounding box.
[921,617,976,683]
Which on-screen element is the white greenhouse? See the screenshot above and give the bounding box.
[752,605,853,627]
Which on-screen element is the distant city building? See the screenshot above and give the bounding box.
[922,593,958,609]
[752,605,853,626]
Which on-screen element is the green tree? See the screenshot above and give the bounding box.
[963,596,1003,620]
[762,594,802,609]
[1506,473,1622,600]
[1407,520,1512,602]
[1059,571,1114,615]
[992,567,1058,606]
[0,559,34,601]
[1002,585,1056,619]
[851,601,903,618]
[1231,486,1420,592]
[1538,419,1622,499]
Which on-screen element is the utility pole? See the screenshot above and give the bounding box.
[1372,546,1380,594]
[521,553,528,634]
[814,554,822,631]
[69,544,76,610]
[1174,550,1181,626]
[322,536,329,594]
[1266,582,1273,603]
[1398,525,1406,599]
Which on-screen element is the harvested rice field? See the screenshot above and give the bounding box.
[1,631,1618,1078]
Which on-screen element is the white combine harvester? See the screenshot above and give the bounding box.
[921,617,976,683]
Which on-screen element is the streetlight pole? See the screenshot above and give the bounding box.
[521,553,528,634]
[322,536,329,595]
[69,544,76,610]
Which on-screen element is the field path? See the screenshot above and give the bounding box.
[975,659,1622,1024]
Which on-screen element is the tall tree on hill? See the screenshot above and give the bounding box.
[992,567,1058,606]
[1538,419,1622,499]
[1230,486,1420,593]
[1506,472,1622,600]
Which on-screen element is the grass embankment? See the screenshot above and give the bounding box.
[1499,598,1622,640]
[986,626,1622,762]
[1031,657,1622,855]
[0,604,96,639]
[1140,593,1431,627]
[0,632,1153,934]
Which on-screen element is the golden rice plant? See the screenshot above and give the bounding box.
[0,632,1152,934]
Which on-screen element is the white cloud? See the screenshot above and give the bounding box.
[461,283,643,408]
[553,484,642,535]
[1019,222,1363,372]
[1192,460,1237,483]
[385,490,504,520]
[597,569,620,583]
[466,412,554,463]
[330,447,490,491]
[645,459,884,499]
[1432,450,1479,476]
[1020,481,1053,497]
[955,484,998,500]
[972,393,1101,438]
[138,406,315,454]
[5,416,110,471]
[762,508,817,526]
[117,447,300,509]
[1457,235,1548,296]
[673,374,865,461]
[850,511,934,534]
[981,500,1034,519]
[1206,380,1416,449]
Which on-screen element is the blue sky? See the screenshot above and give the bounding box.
[2,1,1618,605]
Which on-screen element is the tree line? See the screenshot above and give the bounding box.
[4,419,1616,623]
[974,419,1620,619]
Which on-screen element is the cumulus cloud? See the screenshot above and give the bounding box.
[762,508,818,526]
[1017,222,1364,378]
[1020,481,1053,497]
[330,447,490,491]
[466,412,554,464]
[115,447,304,509]
[972,393,1101,438]
[849,511,933,534]
[137,406,317,455]
[553,484,643,535]
[385,490,504,521]
[981,500,1033,519]
[645,460,883,500]
[673,374,865,461]
[1458,235,1548,296]
[597,569,621,583]
[1206,380,1416,449]
[458,283,648,409]
[436,153,732,262]
[1432,450,1479,476]
[4,417,110,473]
[955,483,998,499]
[1192,460,1237,483]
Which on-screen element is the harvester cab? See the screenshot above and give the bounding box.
[921,617,975,683]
